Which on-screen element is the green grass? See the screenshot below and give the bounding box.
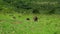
[0,13,60,34]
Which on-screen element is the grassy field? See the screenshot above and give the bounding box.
[0,0,60,34]
[0,13,60,34]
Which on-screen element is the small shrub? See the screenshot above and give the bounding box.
[32,9,40,14]
[21,5,32,10]
[3,0,13,3]
[54,32,57,34]
[18,16,21,17]
[12,16,16,19]
[9,14,13,16]
[48,9,55,15]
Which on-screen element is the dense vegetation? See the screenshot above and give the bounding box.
[0,0,60,14]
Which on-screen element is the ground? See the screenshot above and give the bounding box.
[0,13,60,34]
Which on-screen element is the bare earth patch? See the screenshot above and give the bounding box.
[0,20,6,22]
[11,21,22,24]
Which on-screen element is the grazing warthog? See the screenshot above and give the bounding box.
[26,18,30,20]
[33,16,38,21]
